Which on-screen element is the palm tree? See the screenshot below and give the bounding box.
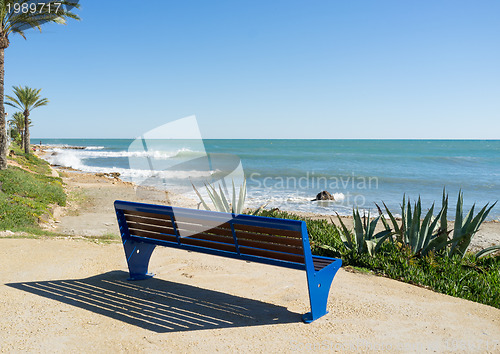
[6,86,48,153]
[7,111,26,148]
[0,1,79,168]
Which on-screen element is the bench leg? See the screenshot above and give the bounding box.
[123,239,156,281]
[302,268,337,323]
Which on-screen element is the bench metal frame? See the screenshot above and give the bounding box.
[115,200,342,323]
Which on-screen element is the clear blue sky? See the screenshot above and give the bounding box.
[5,0,500,139]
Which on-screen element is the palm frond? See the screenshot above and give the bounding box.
[2,0,80,37]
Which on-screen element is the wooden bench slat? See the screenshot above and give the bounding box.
[125,214,175,228]
[131,209,234,229]
[233,223,302,239]
[312,257,335,271]
[235,230,303,247]
[174,222,234,237]
[238,246,305,264]
[124,210,172,220]
[173,216,233,229]
[125,211,230,230]
[237,238,304,255]
[127,221,176,235]
[129,228,177,243]
[180,237,237,253]
[184,232,235,245]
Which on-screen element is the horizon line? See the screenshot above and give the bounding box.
[31,137,500,141]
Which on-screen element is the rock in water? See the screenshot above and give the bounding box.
[312,191,335,201]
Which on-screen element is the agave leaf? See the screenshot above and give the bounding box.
[206,182,227,212]
[400,195,406,240]
[451,205,481,256]
[450,204,477,254]
[250,203,268,216]
[318,244,342,258]
[440,189,448,236]
[367,215,381,240]
[353,209,365,254]
[425,229,452,255]
[363,210,369,233]
[452,202,496,258]
[204,183,217,207]
[232,180,237,214]
[404,199,412,245]
[375,203,390,231]
[383,201,401,239]
[335,213,354,250]
[365,240,376,257]
[467,202,496,236]
[236,178,247,214]
[421,205,446,254]
[191,182,212,211]
[416,204,434,253]
[462,204,476,232]
[408,199,421,252]
[365,230,392,256]
[475,245,500,259]
[219,184,231,212]
[453,190,463,242]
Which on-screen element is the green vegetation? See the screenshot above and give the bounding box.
[6,85,49,154]
[334,209,391,256]
[258,209,500,309]
[378,191,496,258]
[9,143,52,175]
[0,148,65,230]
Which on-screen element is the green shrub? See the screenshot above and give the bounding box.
[0,166,66,230]
[378,191,496,259]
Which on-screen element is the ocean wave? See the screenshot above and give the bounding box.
[44,157,217,180]
[46,147,201,160]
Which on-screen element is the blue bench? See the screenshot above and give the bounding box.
[114,200,342,323]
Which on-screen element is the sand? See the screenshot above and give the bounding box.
[1,169,499,352]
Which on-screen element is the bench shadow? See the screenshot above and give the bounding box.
[6,270,299,332]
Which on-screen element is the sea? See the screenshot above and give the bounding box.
[33,139,500,220]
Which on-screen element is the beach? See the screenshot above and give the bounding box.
[1,165,499,352]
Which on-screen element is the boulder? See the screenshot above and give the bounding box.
[312,190,335,201]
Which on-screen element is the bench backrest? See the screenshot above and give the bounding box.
[115,201,311,269]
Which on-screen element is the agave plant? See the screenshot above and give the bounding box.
[192,178,265,215]
[447,191,496,258]
[335,209,391,256]
[378,190,496,258]
[379,195,448,257]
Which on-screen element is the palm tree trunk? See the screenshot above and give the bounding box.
[24,110,30,154]
[0,47,7,170]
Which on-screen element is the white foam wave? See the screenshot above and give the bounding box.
[84,146,105,150]
[44,148,218,182]
[332,193,345,201]
[46,147,199,160]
